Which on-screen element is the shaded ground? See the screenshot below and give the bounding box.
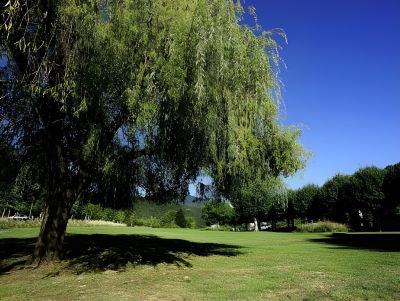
[309,232,400,252]
[0,233,241,275]
[1,228,400,300]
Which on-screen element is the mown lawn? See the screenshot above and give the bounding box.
[0,226,399,301]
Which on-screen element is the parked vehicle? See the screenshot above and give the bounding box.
[260,222,272,230]
[8,213,29,220]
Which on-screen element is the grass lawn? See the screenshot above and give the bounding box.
[0,227,399,300]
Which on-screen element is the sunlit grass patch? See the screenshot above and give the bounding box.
[1,227,399,300]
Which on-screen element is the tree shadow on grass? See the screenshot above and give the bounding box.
[309,233,400,252]
[0,233,242,275]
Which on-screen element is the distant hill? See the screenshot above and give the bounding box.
[183,195,206,208]
[184,195,197,204]
[182,196,206,227]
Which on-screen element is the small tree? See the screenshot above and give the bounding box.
[201,200,234,226]
[174,208,188,228]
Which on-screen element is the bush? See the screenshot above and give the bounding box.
[185,216,197,228]
[113,210,125,224]
[160,210,178,228]
[82,203,103,220]
[175,208,187,228]
[140,216,161,228]
[296,221,348,233]
[201,200,234,226]
[101,208,116,221]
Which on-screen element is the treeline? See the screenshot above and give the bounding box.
[74,200,204,228]
[1,193,205,229]
[286,163,400,231]
[200,163,400,232]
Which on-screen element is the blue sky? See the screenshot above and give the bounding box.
[239,0,400,189]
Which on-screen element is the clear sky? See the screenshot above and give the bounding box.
[242,0,400,189]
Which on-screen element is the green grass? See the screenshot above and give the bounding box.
[1,227,399,300]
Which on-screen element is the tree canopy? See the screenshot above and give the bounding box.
[201,200,234,226]
[1,0,306,260]
[286,164,400,231]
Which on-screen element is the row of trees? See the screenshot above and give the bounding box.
[286,163,400,231]
[199,176,289,231]
[200,163,400,232]
[80,202,192,228]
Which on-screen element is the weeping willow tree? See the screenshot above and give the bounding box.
[1,0,307,261]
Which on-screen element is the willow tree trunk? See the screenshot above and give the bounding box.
[33,136,74,262]
[33,189,73,262]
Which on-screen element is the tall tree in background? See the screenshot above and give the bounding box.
[231,178,287,231]
[286,183,319,228]
[1,0,306,261]
[383,163,400,229]
[201,200,234,227]
[350,167,385,230]
[317,174,351,222]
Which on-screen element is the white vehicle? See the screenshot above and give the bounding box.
[8,213,28,220]
[260,222,272,230]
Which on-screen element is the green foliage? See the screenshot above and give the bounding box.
[174,208,188,228]
[0,145,45,218]
[288,164,400,231]
[288,184,320,221]
[102,208,116,222]
[383,163,400,229]
[1,0,306,208]
[384,163,400,207]
[114,210,126,224]
[79,200,197,229]
[201,200,234,226]
[317,174,352,221]
[135,216,162,228]
[159,210,179,228]
[132,200,179,219]
[82,204,103,220]
[295,221,349,233]
[185,216,197,229]
[231,177,287,223]
[2,0,308,256]
[348,166,386,229]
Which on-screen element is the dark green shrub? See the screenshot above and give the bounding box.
[186,216,197,228]
[82,203,103,220]
[175,208,187,228]
[160,210,178,228]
